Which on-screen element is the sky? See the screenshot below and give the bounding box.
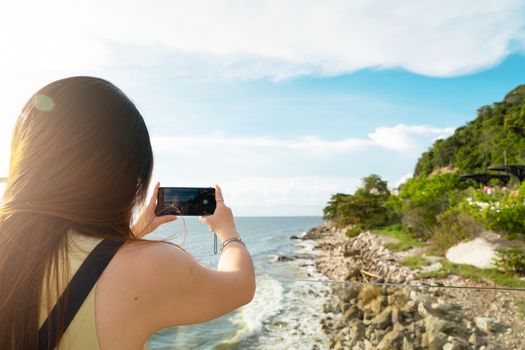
[1,0,525,216]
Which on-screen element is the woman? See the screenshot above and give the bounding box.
[0,76,256,350]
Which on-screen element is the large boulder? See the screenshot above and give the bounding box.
[445,237,496,269]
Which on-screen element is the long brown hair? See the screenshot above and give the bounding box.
[0,76,154,349]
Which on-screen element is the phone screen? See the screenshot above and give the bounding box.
[156,187,216,216]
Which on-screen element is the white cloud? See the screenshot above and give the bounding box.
[0,0,524,80]
[152,134,370,157]
[221,176,361,216]
[0,122,455,214]
[0,2,109,72]
[368,124,455,151]
[148,123,454,215]
[394,172,413,188]
[152,124,455,157]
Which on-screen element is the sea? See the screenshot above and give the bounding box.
[147,216,331,350]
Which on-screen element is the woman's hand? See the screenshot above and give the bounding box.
[132,182,177,238]
[199,184,240,241]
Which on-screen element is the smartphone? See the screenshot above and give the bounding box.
[155,187,216,216]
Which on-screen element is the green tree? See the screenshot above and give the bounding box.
[355,174,389,199]
[323,175,395,229]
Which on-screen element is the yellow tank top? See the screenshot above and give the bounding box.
[38,228,148,350]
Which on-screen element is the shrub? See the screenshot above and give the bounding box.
[464,185,525,239]
[384,195,402,223]
[345,225,362,238]
[483,202,525,238]
[373,224,426,251]
[431,208,482,252]
[398,173,468,239]
[494,248,525,276]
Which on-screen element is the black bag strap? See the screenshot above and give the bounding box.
[38,239,125,350]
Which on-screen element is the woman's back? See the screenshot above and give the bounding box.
[39,228,149,350]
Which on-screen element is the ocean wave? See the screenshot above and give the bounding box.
[251,233,330,350]
[214,274,285,348]
[254,279,330,350]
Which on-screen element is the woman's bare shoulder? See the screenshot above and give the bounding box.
[95,240,196,340]
[118,239,190,262]
[110,240,196,285]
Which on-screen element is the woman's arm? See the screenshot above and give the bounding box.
[114,184,256,336]
[126,239,255,333]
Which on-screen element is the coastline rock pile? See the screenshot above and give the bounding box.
[311,226,415,284]
[300,224,522,349]
[340,231,415,284]
[321,284,505,350]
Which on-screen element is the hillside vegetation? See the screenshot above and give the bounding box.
[415,85,525,176]
[323,85,525,277]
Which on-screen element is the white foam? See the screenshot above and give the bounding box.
[255,278,330,350]
[295,236,324,257]
[253,232,330,349]
[221,274,285,344]
[220,229,331,349]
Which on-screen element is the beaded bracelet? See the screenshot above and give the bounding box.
[220,237,245,253]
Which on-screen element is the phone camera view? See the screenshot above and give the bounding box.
[156,187,216,216]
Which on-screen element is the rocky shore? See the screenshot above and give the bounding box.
[299,223,525,350]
